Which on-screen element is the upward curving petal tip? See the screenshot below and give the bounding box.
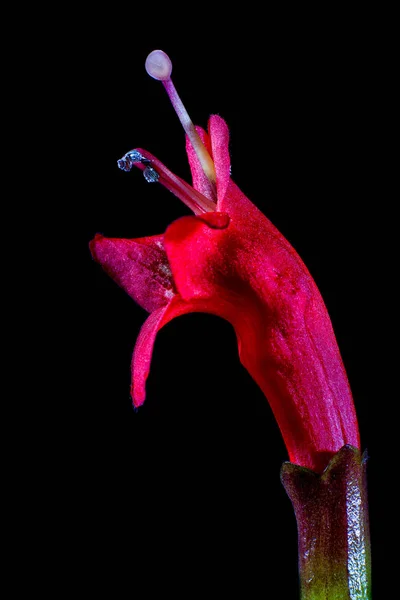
[130,296,206,408]
[208,115,231,202]
[90,233,176,313]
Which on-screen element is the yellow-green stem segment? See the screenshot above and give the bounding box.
[281,445,372,599]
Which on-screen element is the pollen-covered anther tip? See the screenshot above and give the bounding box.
[143,166,159,183]
[117,157,131,172]
[145,50,172,81]
[117,150,145,172]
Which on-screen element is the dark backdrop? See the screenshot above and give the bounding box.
[69,13,394,598]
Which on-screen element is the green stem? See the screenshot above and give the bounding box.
[281,445,372,599]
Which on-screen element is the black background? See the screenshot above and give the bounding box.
[53,8,396,598]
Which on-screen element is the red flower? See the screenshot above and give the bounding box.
[90,52,360,473]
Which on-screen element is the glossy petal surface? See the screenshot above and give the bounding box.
[91,114,360,472]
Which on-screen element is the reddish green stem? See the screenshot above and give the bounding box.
[281,445,372,599]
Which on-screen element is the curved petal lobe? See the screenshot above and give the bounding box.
[90,234,175,313]
[131,295,219,407]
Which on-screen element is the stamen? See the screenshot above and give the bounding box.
[145,50,217,191]
[118,149,216,215]
[117,150,146,172]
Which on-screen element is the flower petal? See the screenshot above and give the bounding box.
[185,116,231,203]
[131,303,171,407]
[131,295,215,407]
[185,126,214,201]
[208,115,231,203]
[90,234,175,313]
[163,196,359,472]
